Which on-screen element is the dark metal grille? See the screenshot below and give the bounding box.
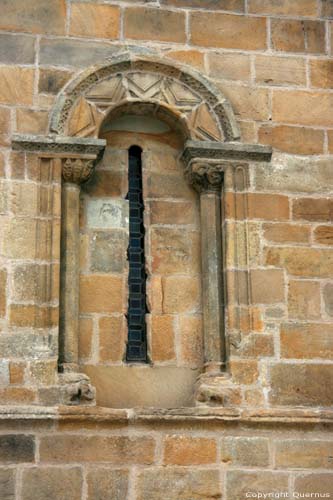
[126,146,148,362]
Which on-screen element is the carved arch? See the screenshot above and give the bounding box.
[49,51,240,143]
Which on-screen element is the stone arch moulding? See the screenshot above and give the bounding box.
[12,51,272,408]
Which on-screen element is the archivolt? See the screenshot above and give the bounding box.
[49,50,240,142]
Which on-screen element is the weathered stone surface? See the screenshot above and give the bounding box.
[254,155,333,194]
[231,333,274,358]
[221,83,270,120]
[0,469,15,500]
[259,124,325,155]
[0,435,35,464]
[226,470,289,500]
[162,276,201,314]
[310,59,333,89]
[16,109,49,135]
[190,12,266,50]
[0,67,34,105]
[229,360,259,385]
[179,315,203,366]
[273,90,333,127]
[151,228,199,274]
[0,360,9,385]
[9,362,25,385]
[294,473,333,496]
[87,199,129,230]
[0,388,35,404]
[314,225,333,245]
[208,52,251,81]
[39,68,72,94]
[86,468,129,500]
[271,19,325,53]
[146,172,195,200]
[288,280,321,320]
[124,7,186,43]
[0,332,58,359]
[80,275,124,314]
[90,231,127,273]
[263,223,310,244]
[78,317,93,360]
[269,363,333,406]
[40,435,155,464]
[265,247,333,278]
[137,468,221,500]
[149,200,198,226]
[0,269,7,318]
[162,0,244,10]
[255,55,306,86]
[249,0,318,15]
[22,467,82,500]
[0,0,66,35]
[321,0,333,18]
[40,39,118,67]
[151,315,176,362]
[221,436,269,467]
[166,50,204,70]
[250,269,285,304]
[70,3,120,39]
[281,323,333,359]
[0,34,35,64]
[163,436,217,465]
[323,283,333,316]
[99,316,126,363]
[293,197,333,222]
[275,440,333,469]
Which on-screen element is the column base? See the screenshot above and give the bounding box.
[195,372,241,407]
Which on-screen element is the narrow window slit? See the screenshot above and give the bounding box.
[126,146,148,362]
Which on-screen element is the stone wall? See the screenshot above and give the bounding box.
[1,0,333,497]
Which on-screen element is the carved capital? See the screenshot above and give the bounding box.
[62,158,95,184]
[185,162,224,193]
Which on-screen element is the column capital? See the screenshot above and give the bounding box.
[185,161,224,193]
[61,157,95,184]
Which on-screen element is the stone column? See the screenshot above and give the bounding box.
[59,158,95,373]
[186,162,225,374]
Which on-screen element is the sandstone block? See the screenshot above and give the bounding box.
[323,283,333,316]
[124,7,186,43]
[273,89,333,127]
[249,0,318,15]
[226,470,289,500]
[90,231,127,273]
[149,200,197,226]
[281,323,333,359]
[310,59,333,89]
[1,218,39,259]
[164,436,216,465]
[99,315,126,363]
[145,172,195,200]
[179,315,203,366]
[190,12,266,50]
[263,223,310,244]
[275,440,333,469]
[248,194,290,221]
[0,67,34,105]
[0,468,15,499]
[0,269,7,318]
[0,388,35,404]
[84,170,125,197]
[151,315,175,362]
[40,39,118,68]
[87,468,129,500]
[39,68,72,94]
[162,0,244,10]
[150,228,200,274]
[166,50,204,70]
[314,225,333,245]
[255,55,306,86]
[221,436,269,467]
[293,197,333,222]
[321,0,333,18]
[0,0,66,35]
[70,3,120,39]
[229,360,259,385]
[39,435,155,464]
[15,109,48,135]
[162,276,201,314]
[12,264,50,303]
[269,363,333,406]
[79,317,93,360]
[288,280,321,320]
[29,360,57,386]
[208,52,251,81]
[258,125,325,155]
[0,435,35,464]
[220,83,270,120]
[231,333,274,358]
[294,473,333,496]
[80,275,124,314]
[0,34,35,64]
[271,19,325,53]
[9,305,58,328]
[22,467,82,500]
[137,468,221,500]
[9,362,25,385]
[265,247,333,278]
[146,276,163,314]
[250,269,285,304]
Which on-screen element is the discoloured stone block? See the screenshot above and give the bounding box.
[293,197,333,222]
[263,223,310,244]
[265,247,333,278]
[0,360,9,385]
[99,315,126,363]
[273,90,333,127]
[221,436,270,467]
[226,470,289,500]
[80,275,124,314]
[271,19,325,54]
[0,469,15,500]
[162,0,244,10]
[163,436,217,465]
[40,39,118,67]
[255,55,306,86]
[124,7,186,43]
[91,230,127,273]
[39,68,72,94]
[0,67,34,105]
[0,34,35,64]
[294,473,333,496]
[70,3,120,39]
[314,225,333,245]
[0,269,7,318]
[275,440,333,469]
[0,435,35,464]
[249,0,318,15]
[323,283,333,316]
[288,280,321,320]
[179,315,203,366]
[87,199,129,229]
[259,125,325,155]
[86,468,129,500]
[162,276,201,314]
[281,323,333,359]
[151,315,176,362]
[150,228,200,274]
[208,52,251,81]
[22,467,82,500]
